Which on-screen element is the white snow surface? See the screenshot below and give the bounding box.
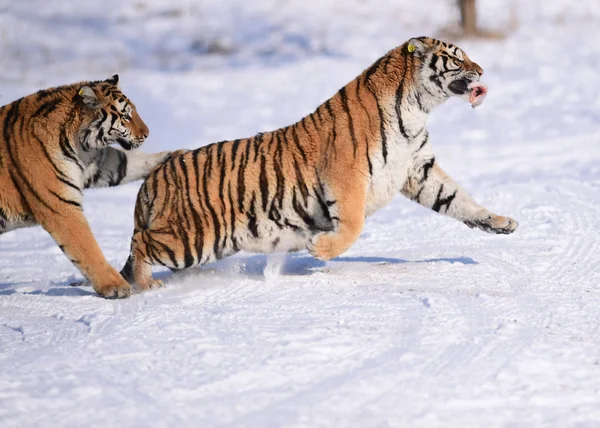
[2,1,600,427]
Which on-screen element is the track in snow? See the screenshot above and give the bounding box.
[2,8,600,424]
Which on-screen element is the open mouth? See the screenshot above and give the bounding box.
[448,79,470,95]
[468,81,488,108]
[117,138,133,150]
[116,137,145,150]
[448,79,488,108]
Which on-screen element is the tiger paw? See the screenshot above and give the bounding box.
[94,280,132,299]
[308,234,345,261]
[465,215,518,235]
[136,279,165,292]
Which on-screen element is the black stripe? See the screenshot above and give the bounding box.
[217,138,225,163]
[227,181,238,252]
[253,133,263,163]
[339,87,358,156]
[292,188,319,232]
[36,89,54,101]
[237,139,251,213]
[202,145,222,258]
[274,132,285,209]
[33,98,61,118]
[313,185,333,223]
[230,139,241,170]
[147,233,179,268]
[293,159,309,205]
[49,190,81,208]
[354,79,373,176]
[395,60,411,140]
[429,54,443,89]
[259,153,269,211]
[316,107,325,125]
[268,203,283,229]
[59,129,84,171]
[415,91,426,112]
[179,155,201,268]
[414,186,424,202]
[217,143,229,256]
[57,175,82,192]
[111,151,128,186]
[191,150,207,263]
[309,112,319,130]
[364,82,387,164]
[421,157,435,183]
[364,55,385,82]
[432,185,457,213]
[416,132,429,152]
[247,192,259,238]
[32,132,82,193]
[324,100,337,161]
[290,126,308,163]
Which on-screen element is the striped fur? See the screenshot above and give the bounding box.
[0,75,174,298]
[121,37,518,292]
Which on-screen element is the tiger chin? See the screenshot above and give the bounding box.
[0,74,175,298]
[120,37,518,294]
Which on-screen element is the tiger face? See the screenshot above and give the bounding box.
[79,74,149,151]
[409,37,486,106]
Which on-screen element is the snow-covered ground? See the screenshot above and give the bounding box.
[2,1,600,426]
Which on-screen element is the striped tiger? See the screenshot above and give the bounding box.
[0,75,174,298]
[121,37,518,292]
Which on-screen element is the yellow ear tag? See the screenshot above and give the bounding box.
[78,89,85,96]
[408,44,416,53]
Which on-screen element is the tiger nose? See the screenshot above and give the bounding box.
[141,123,150,139]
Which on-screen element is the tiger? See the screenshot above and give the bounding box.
[0,74,174,298]
[120,36,518,293]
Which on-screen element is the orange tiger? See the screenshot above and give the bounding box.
[120,37,518,292]
[0,75,173,298]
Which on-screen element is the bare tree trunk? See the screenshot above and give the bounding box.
[439,0,513,40]
[458,0,478,36]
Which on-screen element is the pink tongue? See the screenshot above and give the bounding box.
[468,81,488,108]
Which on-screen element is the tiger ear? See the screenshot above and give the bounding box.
[407,38,430,57]
[78,86,100,107]
[105,74,119,86]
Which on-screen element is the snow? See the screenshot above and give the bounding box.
[1,0,600,426]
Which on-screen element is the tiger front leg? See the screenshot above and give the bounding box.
[308,172,367,261]
[36,206,131,298]
[82,147,188,189]
[402,158,518,234]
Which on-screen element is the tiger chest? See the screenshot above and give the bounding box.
[365,143,411,217]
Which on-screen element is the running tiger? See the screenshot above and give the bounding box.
[121,37,518,292]
[0,75,173,298]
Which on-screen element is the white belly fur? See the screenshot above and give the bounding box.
[365,144,409,217]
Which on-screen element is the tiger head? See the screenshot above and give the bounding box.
[407,37,487,108]
[78,74,149,151]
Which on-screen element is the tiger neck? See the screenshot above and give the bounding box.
[385,78,450,144]
[34,90,90,155]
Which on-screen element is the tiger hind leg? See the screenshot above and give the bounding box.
[308,171,367,261]
[120,230,164,291]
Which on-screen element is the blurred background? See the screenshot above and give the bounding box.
[1,0,599,154]
[1,1,596,78]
